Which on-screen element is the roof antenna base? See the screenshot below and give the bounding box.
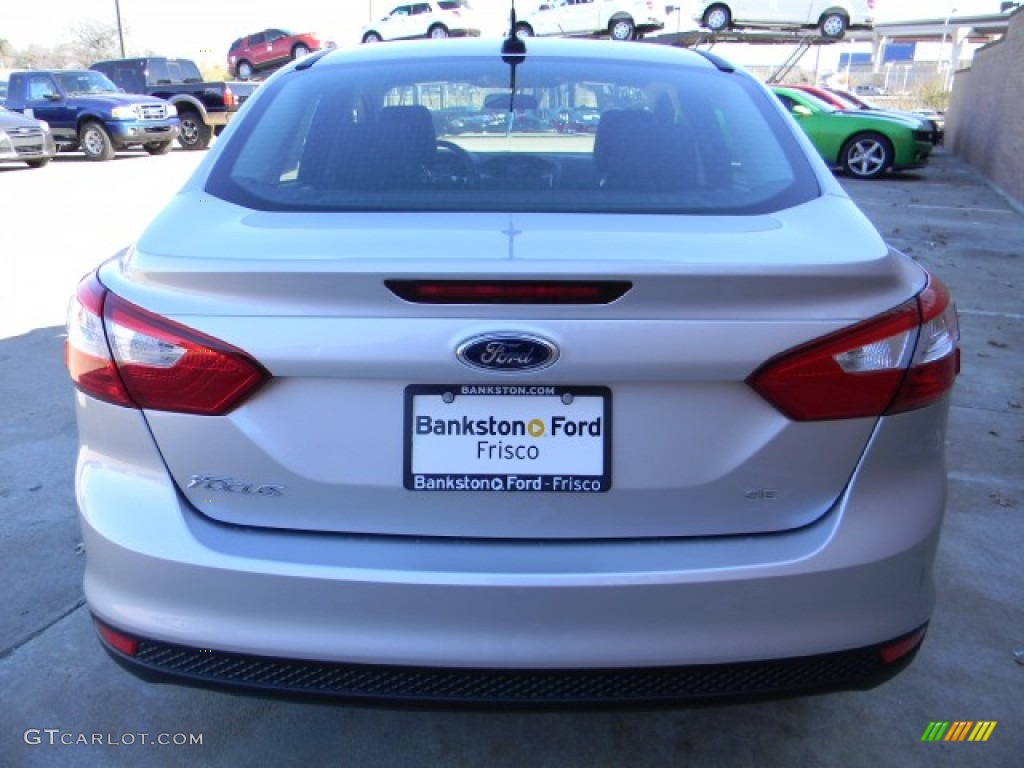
[501,2,527,62]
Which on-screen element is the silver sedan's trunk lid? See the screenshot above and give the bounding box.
[114,193,923,539]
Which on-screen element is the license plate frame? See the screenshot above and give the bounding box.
[404,384,611,492]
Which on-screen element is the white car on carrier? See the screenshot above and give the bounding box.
[515,0,665,41]
[694,0,875,38]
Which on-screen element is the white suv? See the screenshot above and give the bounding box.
[694,0,875,39]
[515,0,665,42]
[361,1,481,43]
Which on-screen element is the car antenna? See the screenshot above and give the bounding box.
[501,1,526,112]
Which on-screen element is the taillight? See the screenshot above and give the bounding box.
[223,86,236,108]
[748,276,959,421]
[65,273,269,415]
[66,273,133,407]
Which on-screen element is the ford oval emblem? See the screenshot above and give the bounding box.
[457,333,559,374]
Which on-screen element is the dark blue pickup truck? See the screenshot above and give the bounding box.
[90,57,258,150]
[4,69,181,160]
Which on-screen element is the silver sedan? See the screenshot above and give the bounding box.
[0,106,56,168]
[66,37,960,706]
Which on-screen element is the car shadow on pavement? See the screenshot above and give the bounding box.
[0,328,83,656]
[52,152,174,163]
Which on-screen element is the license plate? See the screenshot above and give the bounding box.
[404,385,611,492]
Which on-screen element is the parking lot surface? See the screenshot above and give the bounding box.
[1,148,1021,766]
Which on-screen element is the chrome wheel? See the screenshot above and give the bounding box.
[820,13,847,39]
[842,133,892,179]
[178,113,213,150]
[704,5,730,31]
[79,122,115,161]
[610,18,635,41]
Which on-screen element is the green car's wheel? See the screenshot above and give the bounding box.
[841,132,893,179]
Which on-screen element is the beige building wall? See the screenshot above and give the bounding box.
[946,8,1024,207]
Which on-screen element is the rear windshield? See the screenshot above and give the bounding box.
[147,59,204,85]
[207,55,819,215]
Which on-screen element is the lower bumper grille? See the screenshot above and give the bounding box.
[98,622,924,706]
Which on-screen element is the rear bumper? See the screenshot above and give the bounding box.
[203,110,233,128]
[94,616,926,707]
[76,396,948,704]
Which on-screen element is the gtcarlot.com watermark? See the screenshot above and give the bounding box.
[24,729,203,747]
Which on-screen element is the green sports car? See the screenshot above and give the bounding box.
[772,86,933,180]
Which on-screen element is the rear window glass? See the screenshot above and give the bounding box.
[160,59,203,83]
[206,54,819,215]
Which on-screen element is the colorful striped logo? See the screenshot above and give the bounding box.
[921,721,997,742]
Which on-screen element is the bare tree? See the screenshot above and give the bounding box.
[7,43,74,70]
[68,20,122,66]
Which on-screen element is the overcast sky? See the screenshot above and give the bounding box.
[0,0,1004,66]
